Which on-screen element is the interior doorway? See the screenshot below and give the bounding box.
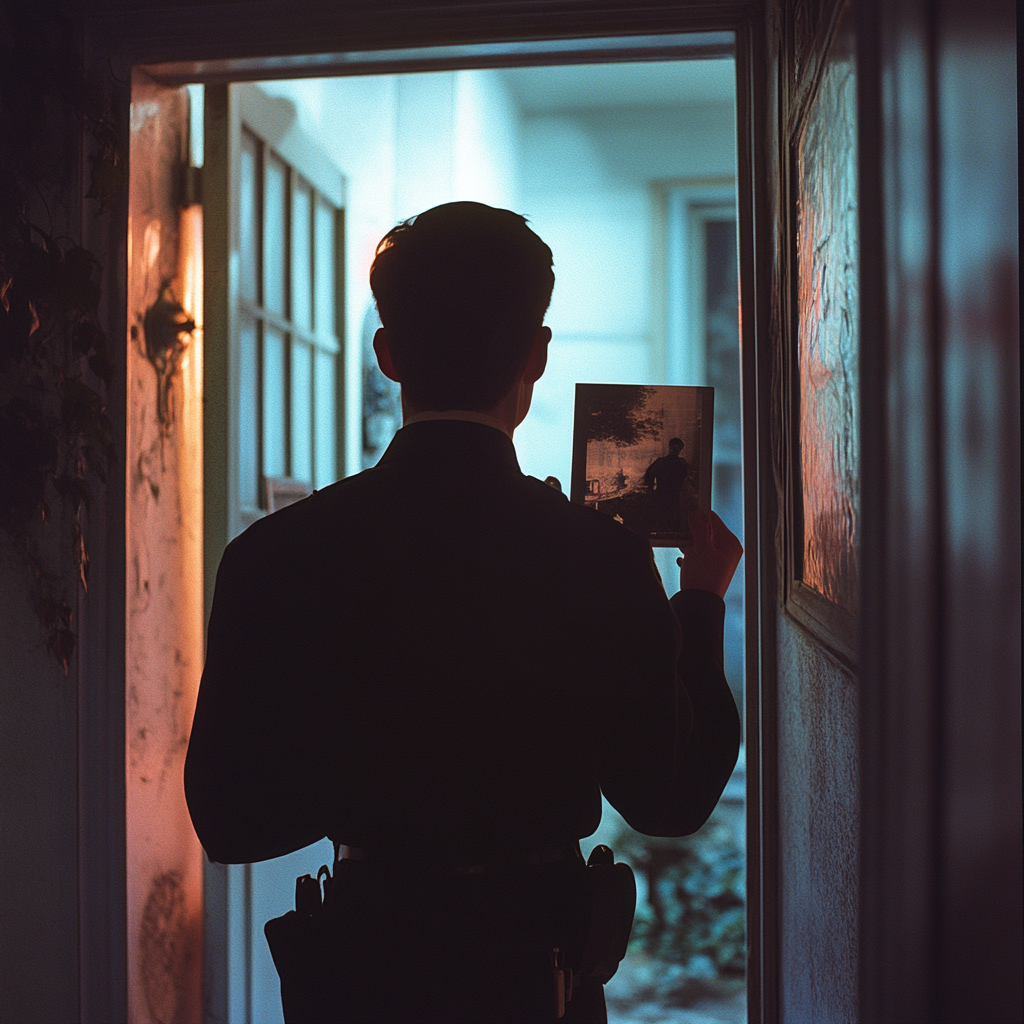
[127,34,748,1024]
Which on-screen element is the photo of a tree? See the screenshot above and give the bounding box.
[577,384,663,447]
[570,383,714,547]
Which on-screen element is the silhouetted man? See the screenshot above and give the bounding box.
[644,437,696,534]
[184,202,742,1023]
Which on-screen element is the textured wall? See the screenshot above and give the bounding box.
[777,614,858,1024]
[126,76,205,1024]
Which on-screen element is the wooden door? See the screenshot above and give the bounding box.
[202,81,345,1024]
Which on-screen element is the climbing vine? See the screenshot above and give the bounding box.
[0,2,124,672]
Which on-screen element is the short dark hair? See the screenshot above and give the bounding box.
[669,437,684,450]
[370,202,554,410]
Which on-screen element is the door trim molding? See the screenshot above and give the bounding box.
[86,5,777,1023]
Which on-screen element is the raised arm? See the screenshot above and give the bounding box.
[596,512,742,837]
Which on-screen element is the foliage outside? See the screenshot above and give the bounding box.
[604,798,745,1010]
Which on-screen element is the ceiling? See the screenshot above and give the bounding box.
[497,58,735,115]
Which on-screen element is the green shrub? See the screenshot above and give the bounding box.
[604,802,746,995]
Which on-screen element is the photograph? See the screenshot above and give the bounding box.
[570,384,714,546]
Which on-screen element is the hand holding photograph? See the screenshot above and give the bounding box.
[570,384,714,546]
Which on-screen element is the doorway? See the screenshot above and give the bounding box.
[126,33,753,1024]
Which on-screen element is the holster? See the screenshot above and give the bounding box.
[573,844,638,987]
[544,844,637,1018]
[264,865,336,1024]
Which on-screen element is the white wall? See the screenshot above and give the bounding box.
[454,71,520,207]
[258,70,521,475]
[514,101,736,494]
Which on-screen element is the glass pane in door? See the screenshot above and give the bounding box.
[239,130,261,304]
[239,315,260,508]
[264,154,289,317]
[291,339,313,484]
[314,349,336,489]
[291,182,313,334]
[262,324,287,478]
[314,199,335,338]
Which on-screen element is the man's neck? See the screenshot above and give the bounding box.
[402,408,512,437]
[401,384,526,438]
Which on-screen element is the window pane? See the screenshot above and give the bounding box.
[291,183,313,334]
[262,324,287,479]
[264,154,288,317]
[240,132,260,303]
[314,348,336,489]
[291,339,313,484]
[314,199,335,338]
[239,315,259,507]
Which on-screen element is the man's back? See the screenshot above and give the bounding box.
[185,419,737,866]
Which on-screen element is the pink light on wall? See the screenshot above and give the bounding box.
[795,11,860,617]
[126,74,204,1024]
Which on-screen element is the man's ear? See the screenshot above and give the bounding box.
[522,326,552,383]
[373,328,402,383]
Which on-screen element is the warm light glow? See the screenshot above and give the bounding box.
[797,38,860,615]
[181,205,204,339]
[126,81,204,1024]
[178,201,204,738]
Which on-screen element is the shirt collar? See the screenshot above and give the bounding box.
[402,409,512,438]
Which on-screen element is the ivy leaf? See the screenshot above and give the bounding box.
[34,598,76,676]
[73,520,89,595]
[0,283,37,367]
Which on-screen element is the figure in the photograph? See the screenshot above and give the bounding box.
[612,466,628,491]
[185,202,742,1023]
[644,437,698,533]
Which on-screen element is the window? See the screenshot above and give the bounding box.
[237,127,341,513]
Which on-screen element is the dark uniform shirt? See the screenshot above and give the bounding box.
[185,421,739,866]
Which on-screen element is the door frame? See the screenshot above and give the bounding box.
[85,4,778,1022]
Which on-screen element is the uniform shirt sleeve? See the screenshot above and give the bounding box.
[595,535,741,837]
